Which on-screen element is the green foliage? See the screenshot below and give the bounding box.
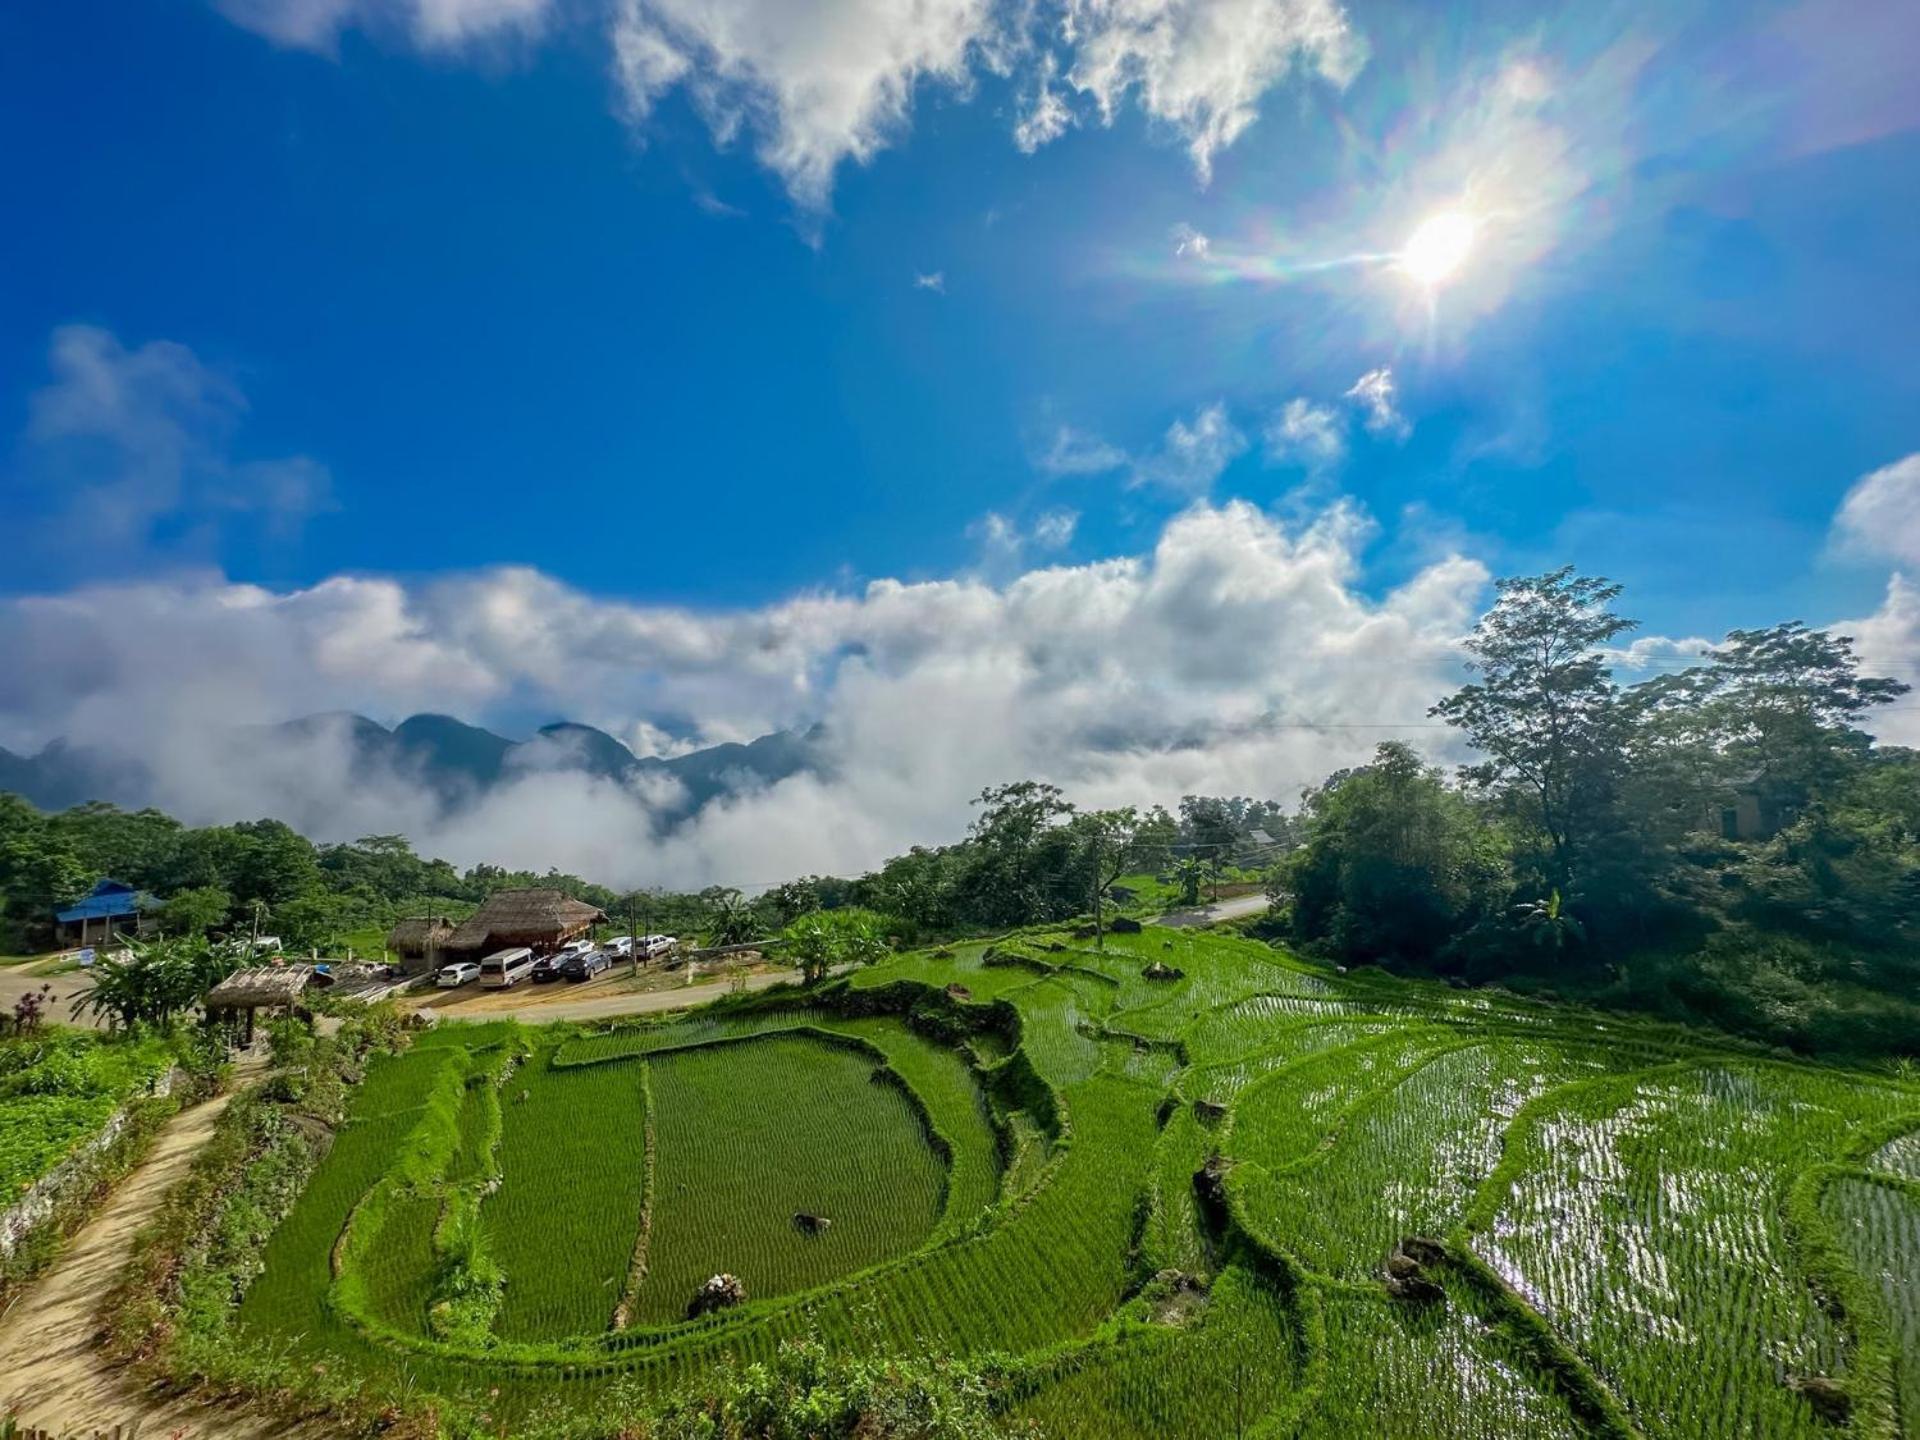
[782,907,890,983]
[0,1028,171,1203]
[1430,566,1637,892]
[646,1335,1030,1439]
[1279,742,1508,964]
[706,890,761,947]
[159,884,231,936]
[65,932,237,1030]
[264,1013,316,1069]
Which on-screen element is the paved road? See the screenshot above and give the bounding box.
[414,965,806,1025]
[1150,891,1273,929]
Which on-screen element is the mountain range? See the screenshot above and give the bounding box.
[0,713,827,821]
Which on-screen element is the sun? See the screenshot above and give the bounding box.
[1399,210,1478,288]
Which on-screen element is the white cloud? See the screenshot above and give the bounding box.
[218,0,1368,211]
[969,510,1022,561]
[1031,507,1079,548]
[914,270,947,293]
[1172,221,1210,258]
[18,325,334,561]
[1263,396,1344,470]
[1129,401,1247,494]
[1602,634,1714,673]
[216,0,549,50]
[1344,365,1409,439]
[1034,423,1128,476]
[584,0,1379,213]
[0,499,1484,889]
[1841,573,1920,747]
[1013,51,1074,153]
[1060,0,1365,181]
[1832,453,1920,569]
[968,507,1080,571]
[610,0,995,213]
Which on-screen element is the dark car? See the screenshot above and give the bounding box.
[561,950,611,982]
[530,954,567,984]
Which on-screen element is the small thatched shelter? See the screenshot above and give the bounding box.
[387,916,456,973]
[205,964,317,1045]
[445,888,605,957]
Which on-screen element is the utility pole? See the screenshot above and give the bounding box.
[628,893,639,978]
[250,899,264,957]
[1091,825,1104,952]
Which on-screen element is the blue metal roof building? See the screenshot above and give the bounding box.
[55,878,146,925]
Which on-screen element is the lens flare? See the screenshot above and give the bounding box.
[1400,210,1477,287]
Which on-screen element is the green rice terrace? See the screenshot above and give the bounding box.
[227,929,1920,1438]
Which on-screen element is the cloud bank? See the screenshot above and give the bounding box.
[217,0,1365,210]
[0,500,1486,889]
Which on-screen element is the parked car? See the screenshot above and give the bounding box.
[557,938,595,961]
[640,934,678,960]
[605,935,634,957]
[530,954,567,983]
[436,961,481,988]
[561,949,611,982]
[480,947,537,989]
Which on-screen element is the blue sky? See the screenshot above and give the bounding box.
[2,0,1918,880]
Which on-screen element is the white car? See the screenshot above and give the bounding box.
[557,938,595,961]
[436,961,481,988]
[605,936,634,957]
[640,934,677,960]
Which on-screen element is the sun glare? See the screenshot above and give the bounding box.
[1400,210,1477,288]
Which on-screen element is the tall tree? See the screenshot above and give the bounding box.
[962,781,1077,927]
[1280,742,1509,964]
[1070,807,1143,948]
[1431,568,1637,892]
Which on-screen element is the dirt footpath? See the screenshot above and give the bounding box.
[0,1085,282,1439]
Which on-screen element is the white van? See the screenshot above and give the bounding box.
[479,946,536,989]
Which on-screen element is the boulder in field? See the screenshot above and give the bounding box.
[1382,1237,1446,1303]
[688,1273,747,1318]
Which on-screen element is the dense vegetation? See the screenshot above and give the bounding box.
[118,928,1920,1439]
[0,784,1276,959]
[1269,570,1919,1055]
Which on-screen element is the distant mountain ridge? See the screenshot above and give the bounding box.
[0,713,827,821]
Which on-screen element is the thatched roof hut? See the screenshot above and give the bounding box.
[205,965,316,1012]
[205,964,317,1044]
[446,888,605,955]
[387,916,456,961]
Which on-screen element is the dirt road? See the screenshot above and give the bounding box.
[0,964,104,1029]
[416,964,806,1024]
[0,1083,282,1438]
